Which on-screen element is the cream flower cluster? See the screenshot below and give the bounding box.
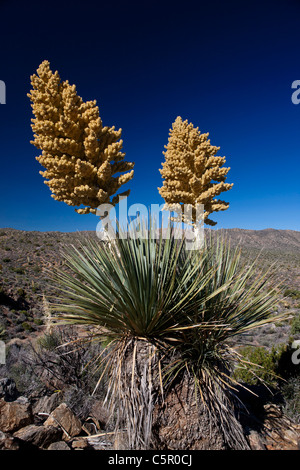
[28,61,134,214]
[158,116,233,226]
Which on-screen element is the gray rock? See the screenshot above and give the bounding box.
[33,393,61,417]
[71,437,91,450]
[15,396,29,404]
[13,424,63,449]
[47,440,71,450]
[247,430,266,450]
[0,397,32,433]
[44,403,82,439]
[0,430,20,450]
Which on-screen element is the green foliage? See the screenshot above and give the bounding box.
[291,314,300,335]
[283,288,300,299]
[17,288,26,298]
[233,341,300,387]
[233,345,282,387]
[2,258,11,263]
[21,322,33,332]
[37,331,60,350]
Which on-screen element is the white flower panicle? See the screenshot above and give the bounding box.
[158,116,233,226]
[28,60,134,214]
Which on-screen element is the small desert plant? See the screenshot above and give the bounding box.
[31,326,105,395]
[233,345,281,387]
[17,288,26,298]
[283,288,300,299]
[12,267,25,275]
[233,340,300,387]
[49,225,287,450]
[21,321,32,332]
[291,314,300,335]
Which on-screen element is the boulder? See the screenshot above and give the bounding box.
[47,440,71,450]
[247,430,266,450]
[44,403,82,439]
[0,397,32,433]
[32,393,62,417]
[13,424,63,449]
[0,430,39,450]
[261,404,300,450]
[0,430,20,450]
[71,437,91,450]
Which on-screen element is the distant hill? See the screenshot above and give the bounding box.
[211,228,300,253]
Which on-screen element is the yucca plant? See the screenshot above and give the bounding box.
[48,225,286,449]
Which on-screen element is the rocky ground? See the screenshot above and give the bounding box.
[0,376,299,451]
[0,227,299,450]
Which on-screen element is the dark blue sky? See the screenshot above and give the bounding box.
[0,0,299,232]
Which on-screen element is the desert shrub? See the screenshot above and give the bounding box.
[2,342,43,395]
[37,331,60,350]
[21,322,32,332]
[233,346,281,387]
[283,288,300,299]
[18,310,28,317]
[17,288,26,298]
[32,326,106,395]
[291,314,300,335]
[234,341,300,387]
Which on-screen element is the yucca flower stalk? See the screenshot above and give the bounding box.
[48,224,286,449]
